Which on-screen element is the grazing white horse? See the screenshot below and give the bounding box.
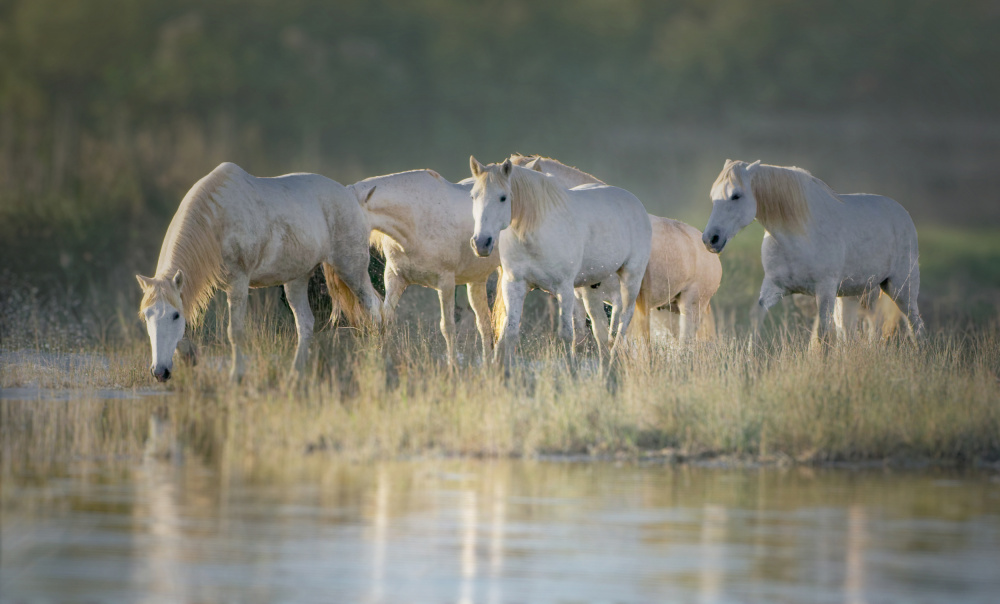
[347,170,498,366]
[137,162,381,382]
[468,156,652,368]
[512,154,722,343]
[702,159,924,344]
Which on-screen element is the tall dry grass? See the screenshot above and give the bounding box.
[3,282,999,480]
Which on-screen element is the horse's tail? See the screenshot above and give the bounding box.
[322,262,370,328]
[698,301,717,340]
[491,266,507,342]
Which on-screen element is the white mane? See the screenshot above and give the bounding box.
[141,164,232,323]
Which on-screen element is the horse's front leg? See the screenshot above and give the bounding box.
[466,280,494,364]
[494,277,527,374]
[283,274,314,378]
[435,275,457,369]
[750,277,784,348]
[382,267,407,325]
[226,275,250,383]
[812,282,838,349]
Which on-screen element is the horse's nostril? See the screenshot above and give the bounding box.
[710,234,720,245]
[150,366,156,376]
[484,236,492,248]
[163,368,171,380]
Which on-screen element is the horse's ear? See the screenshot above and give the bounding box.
[363,186,376,204]
[136,274,154,290]
[526,157,542,172]
[501,158,512,177]
[746,160,761,174]
[470,155,485,177]
[172,270,184,292]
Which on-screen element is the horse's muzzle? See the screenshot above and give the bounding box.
[471,234,494,257]
[702,230,726,254]
[151,365,172,382]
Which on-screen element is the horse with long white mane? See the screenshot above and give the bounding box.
[468,156,652,368]
[702,159,924,343]
[511,154,722,343]
[347,169,499,366]
[136,162,382,382]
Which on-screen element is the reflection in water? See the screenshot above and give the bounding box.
[488,478,506,604]
[3,456,1000,603]
[458,489,477,604]
[699,504,727,604]
[369,466,389,604]
[845,505,867,604]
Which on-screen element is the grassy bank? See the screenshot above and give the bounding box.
[3,312,999,476]
[3,223,1000,472]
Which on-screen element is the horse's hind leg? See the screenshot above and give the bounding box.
[226,274,250,383]
[610,264,645,355]
[883,273,924,340]
[466,280,493,364]
[578,286,610,362]
[554,283,578,362]
[677,285,702,342]
[284,274,314,377]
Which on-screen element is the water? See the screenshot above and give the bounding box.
[2,406,1000,603]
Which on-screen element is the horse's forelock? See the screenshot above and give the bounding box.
[138,279,183,319]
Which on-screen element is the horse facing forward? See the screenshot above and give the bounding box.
[702,159,924,344]
[137,162,381,382]
[469,156,651,369]
[512,154,722,343]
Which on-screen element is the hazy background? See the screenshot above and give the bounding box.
[1,0,998,319]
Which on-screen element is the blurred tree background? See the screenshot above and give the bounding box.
[1,0,998,289]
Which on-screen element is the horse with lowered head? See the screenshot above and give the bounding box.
[137,162,381,382]
[702,159,923,345]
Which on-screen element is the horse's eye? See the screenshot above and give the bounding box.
[500,195,507,203]
[172,312,180,321]
[732,193,742,200]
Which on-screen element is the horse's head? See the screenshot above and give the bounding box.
[703,159,760,253]
[468,155,513,257]
[136,271,187,382]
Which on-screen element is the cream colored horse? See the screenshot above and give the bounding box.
[703,159,924,344]
[137,162,381,382]
[469,157,651,369]
[512,155,722,343]
[347,170,498,366]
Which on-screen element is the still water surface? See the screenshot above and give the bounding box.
[2,403,1000,603]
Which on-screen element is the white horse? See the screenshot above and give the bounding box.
[347,170,498,366]
[137,162,381,382]
[468,156,652,368]
[702,159,924,344]
[512,155,722,343]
